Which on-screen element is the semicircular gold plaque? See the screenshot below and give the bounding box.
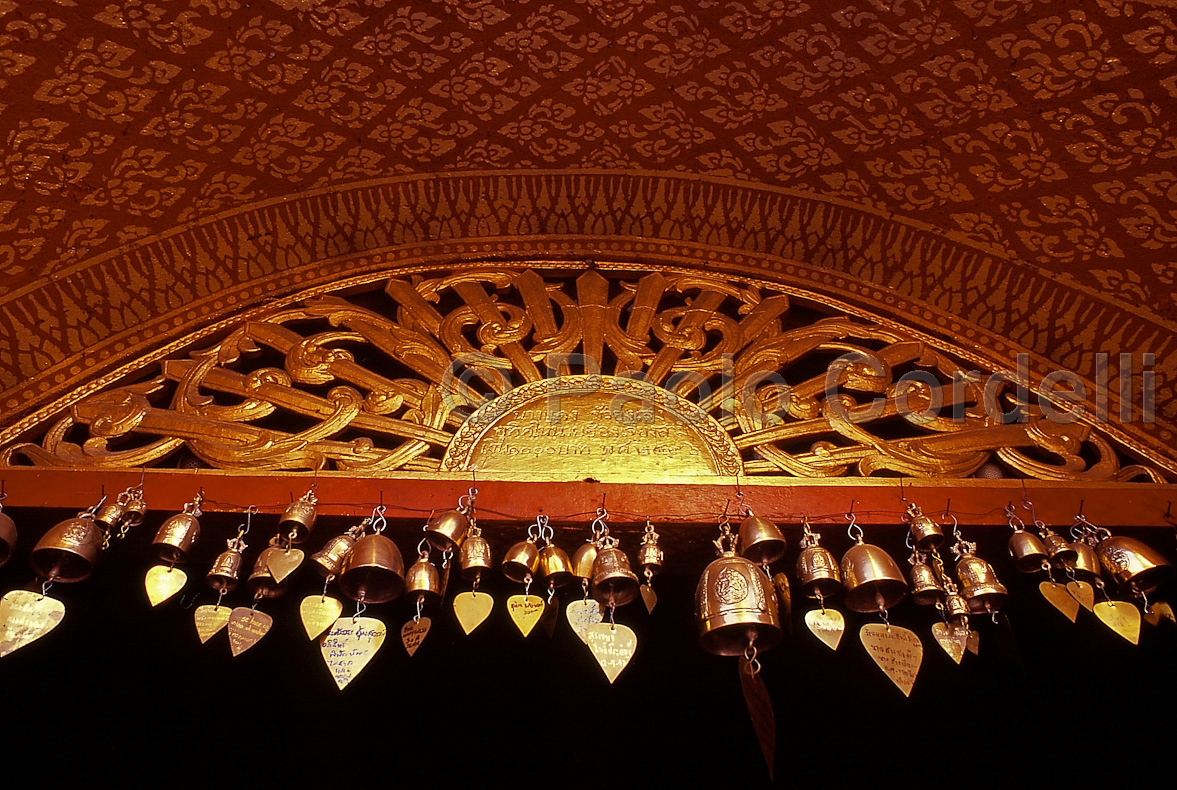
[441,375,743,477]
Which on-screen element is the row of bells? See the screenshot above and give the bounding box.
[21,490,148,583]
[1008,524,1173,593]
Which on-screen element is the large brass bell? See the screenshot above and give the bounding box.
[905,503,944,552]
[0,501,17,568]
[338,532,405,604]
[1008,524,1049,573]
[248,544,289,599]
[840,523,907,613]
[311,522,365,579]
[459,526,493,582]
[152,499,202,564]
[796,519,840,600]
[30,512,106,583]
[592,537,640,607]
[405,545,442,607]
[279,489,317,545]
[955,548,1009,614]
[909,554,946,606]
[1096,533,1173,595]
[696,525,781,656]
[206,537,246,592]
[737,504,786,566]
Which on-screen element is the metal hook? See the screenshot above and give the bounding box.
[898,478,906,502]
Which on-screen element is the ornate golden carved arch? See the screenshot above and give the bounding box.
[3,262,1169,483]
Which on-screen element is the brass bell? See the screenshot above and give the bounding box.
[311,524,363,579]
[696,538,781,656]
[502,539,540,584]
[840,538,908,613]
[905,503,944,552]
[152,503,201,564]
[909,556,946,606]
[538,544,574,589]
[738,511,786,566]
[571,541,599,581]
[248,546,288,599]
[0,504,17,568]
[1008,526,1049,573]
[279,489,317,545]
[405,550,442,607]
[1069,541,1102,582]
[30,513,105,583]
[459,527,493,582]
[426,489,474,555]
[338,533,405,604]
[93,499,127,533]
[120,493,148,529]
[796,520,840,600]
[1096,534,1174,596]
[955,550,1009,614]
[206,538,246,592]
[592,538,640,607]
[1042,529,1077,568]
[638,522,664,577]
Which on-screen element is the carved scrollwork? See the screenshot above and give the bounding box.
[0,265,1166,482]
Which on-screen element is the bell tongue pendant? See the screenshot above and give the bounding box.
[321,607,388,690]
[585,618,637,684]
[860,622,923,697]
[0,587,66,657]
[228,604,273,657]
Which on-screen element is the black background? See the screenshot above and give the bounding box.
[2,506,1175,787]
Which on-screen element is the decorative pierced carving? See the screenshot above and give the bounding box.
[1,266,1165,482]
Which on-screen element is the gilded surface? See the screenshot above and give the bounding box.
[0,3,1176,464]
[1,267,1167,481]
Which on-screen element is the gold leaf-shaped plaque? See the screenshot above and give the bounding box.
[931,622,968,665]
[401,617,431,656]
[300,595,343,640]
[966,629,980,655]
[453,591,493,635]
[1093,601,1141,645]
[320,616,387,690]
[228,607,273,657]
[641,584,657,614]
[194,605,230,644]
[1040,581,1080,622]
[566,599,603,644]
[585,623,637,684]
[1066,580,1095,612]
[860,623,923,697]
[145,565,187,607]
[0,590,65,658]
[804,608,844,651]
[507,594,545,637]
[266,549,304,585]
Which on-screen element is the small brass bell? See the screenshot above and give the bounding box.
[637,522,664,577]
[30,513,106,583]
[152,499,202,564]
[955,549,1009,614]
[338,533,405,604]
[696,523,781,656]
[737,505,787,566]
[459,526,493,582]
[120,493,148,529]
[592,537,640,607]
[1069,541,1102,582]
[840,533,907,613]
[943,587,970,621]
[905,503,944,552]
[311,522,365,579]
[426,488,476,553]
[405,548,442,607]
[1096,534,1174,596]
[206,538,246,592]
[0,501,17,568]
[1042,529,1077,568]
[909,555,946,606]
[538,544,574,589]
[796,519,840,600]
[279,489,317,545]
[571,541,599,581]
[502,537,540,585]
[1008,526,1049,573]
[248,545,288,599]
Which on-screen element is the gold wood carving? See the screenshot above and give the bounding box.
[1,267,1166,483]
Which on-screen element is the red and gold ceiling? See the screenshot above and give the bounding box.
[1,0,1176,469]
